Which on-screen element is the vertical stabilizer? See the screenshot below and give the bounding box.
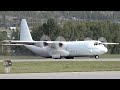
[20,19,33,41]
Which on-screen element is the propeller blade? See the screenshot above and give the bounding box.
[84,37,93,41]
[56,36,66,41]
[40,35,51,41]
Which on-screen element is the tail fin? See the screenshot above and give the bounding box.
[20,19,33,41]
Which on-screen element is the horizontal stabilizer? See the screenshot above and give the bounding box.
[1,40,66,49]
[2,40,65,44]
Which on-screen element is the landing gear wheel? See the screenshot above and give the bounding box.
[66,57,74,59]
[95,55,99,59]
[53,57,61,59]
[70,57,74,59]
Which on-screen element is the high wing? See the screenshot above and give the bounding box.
[1,40,69,59]
[102,42,119,45]
[1,44,28,46]
[2,40,37,45]
[2,40,65,43]
[2,40,37,46]
[1,40,65,49]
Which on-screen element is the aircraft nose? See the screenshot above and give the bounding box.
[102,47,108,53]
[105,48,108,53]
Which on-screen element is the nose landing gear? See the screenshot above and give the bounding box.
[95,55,99,59]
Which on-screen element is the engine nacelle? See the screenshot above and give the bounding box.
[34,42,63,48]
[43,42,48,46]
[58,43,63,47]
[34,42,48,47]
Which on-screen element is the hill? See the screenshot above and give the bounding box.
[0,11,120,27]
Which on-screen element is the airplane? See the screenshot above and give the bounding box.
[2,19,119,59]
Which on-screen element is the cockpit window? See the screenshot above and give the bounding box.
[94,42,98,45]
[94,42,103,45]
[99,43,102,45]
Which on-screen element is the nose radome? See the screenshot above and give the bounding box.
[103,47,108,53]
[100,47,108,54]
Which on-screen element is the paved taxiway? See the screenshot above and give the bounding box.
[0,71,120,79]
[0,58,120,79]
[0,58,120,62]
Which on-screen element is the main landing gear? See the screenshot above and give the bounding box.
[65,57,74,59]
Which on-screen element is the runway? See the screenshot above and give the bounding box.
[0,58,120,62]
[0,71,120,79]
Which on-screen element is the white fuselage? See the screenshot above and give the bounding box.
[24,41,108,58]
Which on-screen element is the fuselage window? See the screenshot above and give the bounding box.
[99,43,102,45]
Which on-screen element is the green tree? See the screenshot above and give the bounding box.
[61,21,75,41]
[43,18,61,40]
[32,18,61,41]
